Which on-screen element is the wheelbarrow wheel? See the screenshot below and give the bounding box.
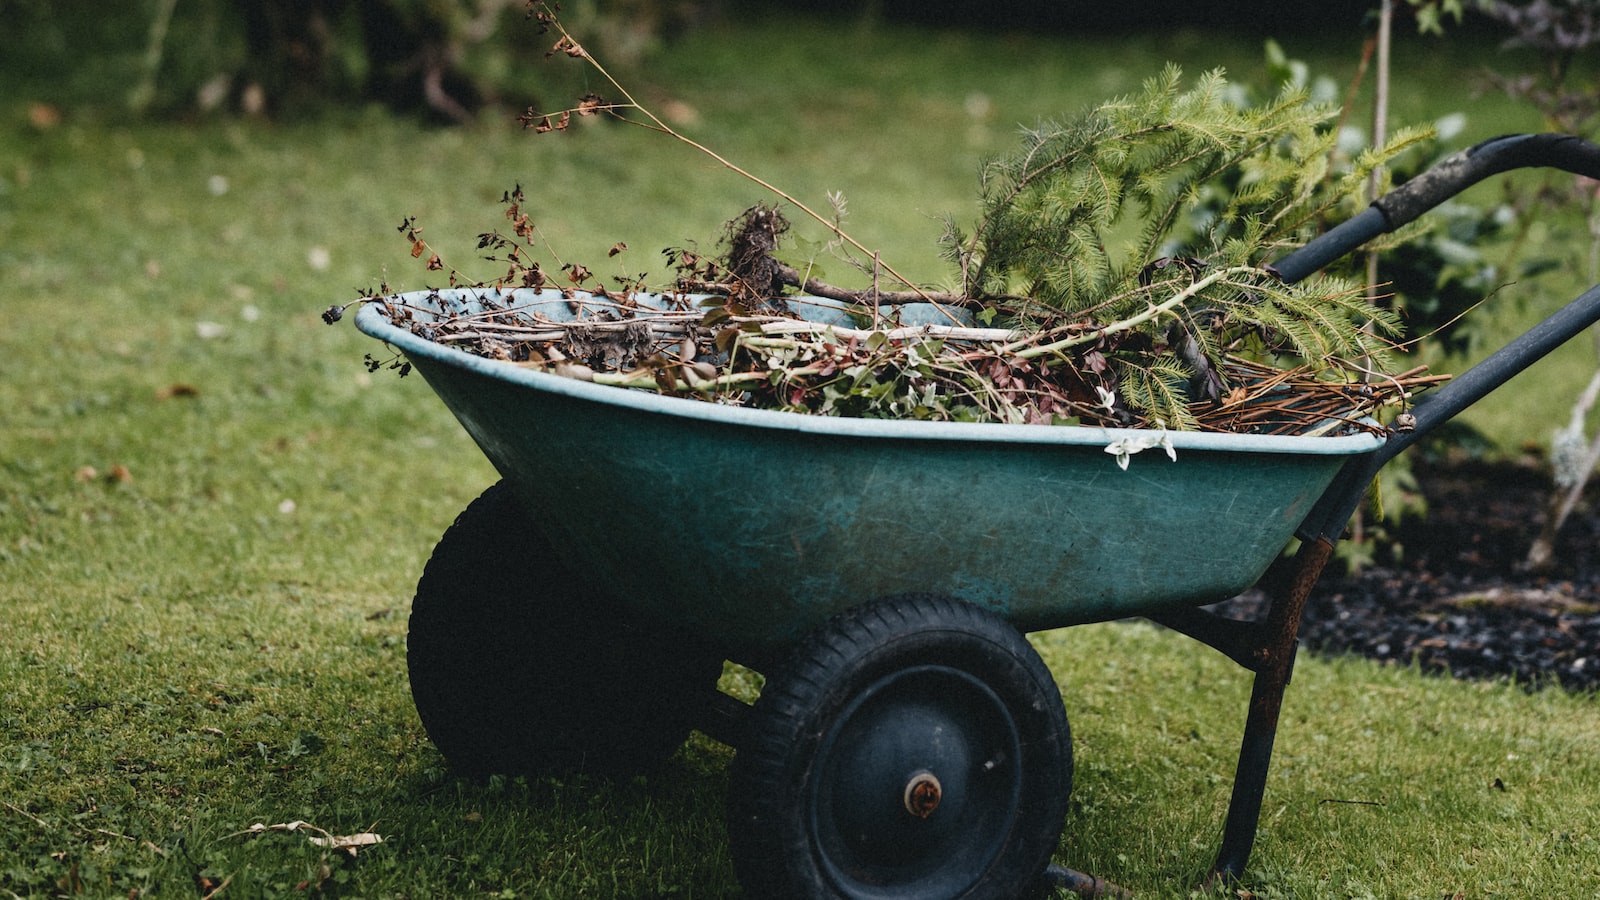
[727,594,1071,900]
[407,480,723,777]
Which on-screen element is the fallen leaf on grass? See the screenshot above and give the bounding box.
[230,820,384,857]
[197,874,231,900]
[78,464,134,484]
[156,383,200,400]
[307,832,384,854]
[28,103,62,129]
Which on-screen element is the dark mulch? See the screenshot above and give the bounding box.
[1210,456,1600,692]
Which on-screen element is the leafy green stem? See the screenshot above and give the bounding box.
[1008,266,1247,359]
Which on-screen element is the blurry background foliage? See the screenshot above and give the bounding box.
[5,0,724,122]
[6,0,1512,123]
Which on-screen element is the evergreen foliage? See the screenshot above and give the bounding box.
[944,66,1433,427]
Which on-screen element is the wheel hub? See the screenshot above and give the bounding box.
[902,770,943,819]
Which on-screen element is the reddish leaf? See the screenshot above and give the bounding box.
[156,383,200,399]
[714,326,742,353]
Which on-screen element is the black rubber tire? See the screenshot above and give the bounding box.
[406,480,724,777]
[727,594,1071,900]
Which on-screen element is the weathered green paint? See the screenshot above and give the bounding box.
[358,290,1383,659]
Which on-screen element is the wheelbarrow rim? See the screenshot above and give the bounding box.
[355,294,1386,457]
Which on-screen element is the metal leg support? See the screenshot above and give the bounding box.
[1043,863,1134,898]
[1206,537,1335,885]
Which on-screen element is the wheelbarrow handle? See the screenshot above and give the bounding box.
[1271,132,1600,283]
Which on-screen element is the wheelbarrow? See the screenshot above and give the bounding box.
[352,133,1600,898]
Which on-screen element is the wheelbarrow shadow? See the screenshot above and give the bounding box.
[388,734,742,898]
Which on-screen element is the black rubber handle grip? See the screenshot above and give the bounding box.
[1375,132,1600,227]
[1271,133,1600,283]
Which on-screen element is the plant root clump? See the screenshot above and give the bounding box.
[723,205,791,310]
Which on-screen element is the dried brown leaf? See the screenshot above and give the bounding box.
[308,832,384,856]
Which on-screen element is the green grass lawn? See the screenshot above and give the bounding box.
[3,11,1598,898]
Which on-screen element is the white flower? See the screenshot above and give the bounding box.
[1154,424,1177,462]
[1095,386,1117,414]
[1104,436,1141,471]
[1104,427,1178,471]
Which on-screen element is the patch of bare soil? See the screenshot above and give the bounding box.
[1216,457,1600,691]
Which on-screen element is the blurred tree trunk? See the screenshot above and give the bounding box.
[232,0,515,121]
[234,0,343,113]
